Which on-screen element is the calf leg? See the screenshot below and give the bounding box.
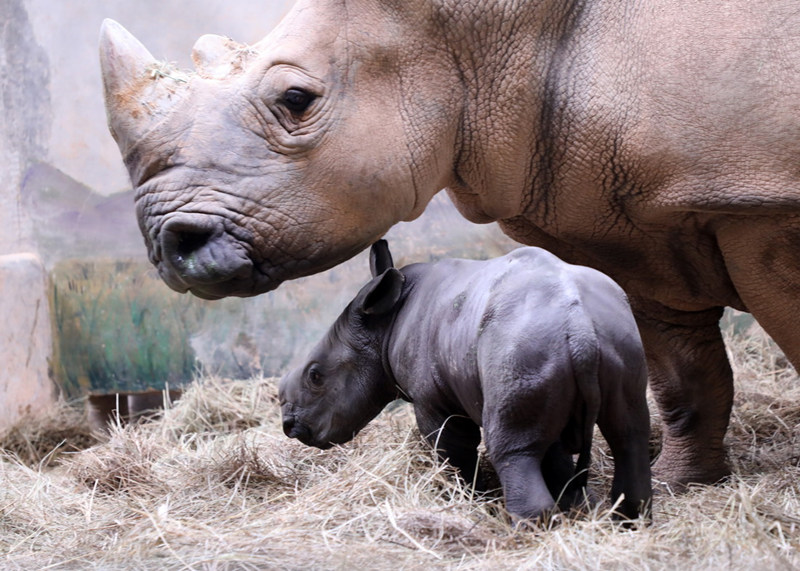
[541,441,581,510]
[489,448,555,522]
[483,423,561,522]
[415,411,484,491]
[596,364,652,520]
[480,366,575,522]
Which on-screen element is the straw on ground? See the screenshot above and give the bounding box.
[1,323,798,569]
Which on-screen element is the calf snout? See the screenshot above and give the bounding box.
[283,418,313,444]
[280,401,295,436]
[282,415,297,438]
[280,403,313,444]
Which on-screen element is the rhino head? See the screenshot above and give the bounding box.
[278,241,405,448]
[98,1,462,299]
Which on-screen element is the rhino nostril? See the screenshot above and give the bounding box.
[158,215,253,289]
[282,417,295,437]
[161,217,216,261]
[175,228,212,258]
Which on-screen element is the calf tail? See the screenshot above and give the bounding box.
[565,299,601,494]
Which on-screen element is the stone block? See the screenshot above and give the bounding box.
[0,252,55,429]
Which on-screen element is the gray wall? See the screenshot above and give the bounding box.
[1,0,50,254]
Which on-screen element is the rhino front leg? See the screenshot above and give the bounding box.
[415,410,484,491]
[635,304,732,489]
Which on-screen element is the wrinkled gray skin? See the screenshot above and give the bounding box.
[279,241,651,522]
[100,1,800,489]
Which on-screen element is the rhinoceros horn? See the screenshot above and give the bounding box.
[99,19,190,158]
[191,34,250,79]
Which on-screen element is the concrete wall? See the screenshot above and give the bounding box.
[1,0,55,427]
[0,253,53,425]
[1,0,50,254]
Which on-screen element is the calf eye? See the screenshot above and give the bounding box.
[282,88,316,114]
[308,365,324,387]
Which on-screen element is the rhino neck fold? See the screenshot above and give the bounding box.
[444,0,591,222]
[380,279,412,404]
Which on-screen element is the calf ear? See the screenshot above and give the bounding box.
[357,268,405,316]
[369,239,395,277]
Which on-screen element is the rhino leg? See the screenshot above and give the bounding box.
[595,371,652,520]
[716,218,800,374]
[487,447,556,523]
[540,441,581,510]
[635,304,732,489]
[415,410,484,491]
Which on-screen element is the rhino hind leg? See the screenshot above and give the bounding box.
[716,218,800,377]
[488,448,557,523]
[635,305,732,489]
[541,440,583,510]
[595,369,652,521]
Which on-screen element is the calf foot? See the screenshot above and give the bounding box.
[491,451,557,523]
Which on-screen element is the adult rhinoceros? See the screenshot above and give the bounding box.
[99,0,800,490]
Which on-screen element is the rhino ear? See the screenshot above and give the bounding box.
[192,34,246,79]
[99,19,189,157]
[357,268,405,316]
[369,239,395,278]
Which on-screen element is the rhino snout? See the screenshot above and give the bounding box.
[158,214,253,297]
[281,404,316,445]
[282,414,298,438]
[282,417,321,447]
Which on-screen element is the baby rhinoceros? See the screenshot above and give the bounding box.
[279,240,652,523]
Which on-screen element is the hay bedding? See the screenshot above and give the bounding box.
[1,326,799,570]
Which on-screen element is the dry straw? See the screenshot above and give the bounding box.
[1,324,799,569]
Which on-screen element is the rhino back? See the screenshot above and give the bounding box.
[386,248,630,423]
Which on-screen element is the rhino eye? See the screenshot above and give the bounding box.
[282,88,316,114]
[308,365,324,387]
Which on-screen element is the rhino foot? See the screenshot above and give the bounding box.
[651,444,730,493]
